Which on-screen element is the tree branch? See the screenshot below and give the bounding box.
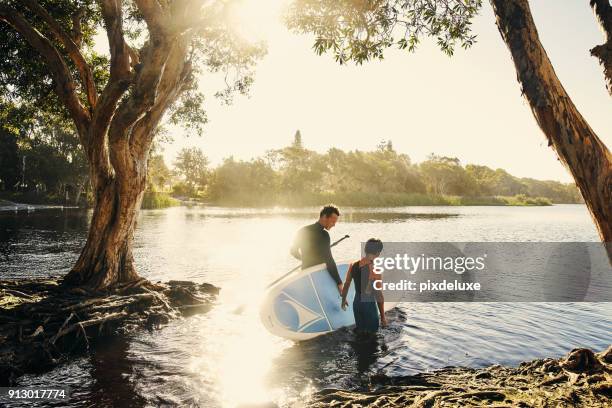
[590,0,612,37]
[0,5,90,138]
[589,0,612,96]
[22,0,98,109]
[71,8,85,47]
[106,38,174,182]
[134,0,168,36]
[84,0,137,183]
[130,40,193,161]
[100,0,132,81]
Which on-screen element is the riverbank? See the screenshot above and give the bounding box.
[0,199,78,212]
[208,192,556,207]
[308,346,611,407]
[0,193,181,211]
[141,191,181,209]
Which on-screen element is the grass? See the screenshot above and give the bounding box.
[141,192,181,209]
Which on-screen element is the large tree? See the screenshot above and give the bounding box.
[287,0,611,248]
[0,0,264,290]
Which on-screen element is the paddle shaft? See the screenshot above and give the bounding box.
[264,234,350,290]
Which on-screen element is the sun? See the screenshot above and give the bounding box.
[225,0,288,41]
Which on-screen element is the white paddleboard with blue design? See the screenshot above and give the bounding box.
[260,261,397,341]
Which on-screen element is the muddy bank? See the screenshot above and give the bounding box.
[0,277,219,385]
[307,346,611,407]
[0,199,78,212]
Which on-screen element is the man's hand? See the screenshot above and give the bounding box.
[381,316,388,328]
[337,282,343,294]
[341,298,348,311]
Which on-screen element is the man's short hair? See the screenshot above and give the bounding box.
[320,204,340,218]
[365,238,383,255]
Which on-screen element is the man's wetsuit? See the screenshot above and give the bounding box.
[290,222,342,285]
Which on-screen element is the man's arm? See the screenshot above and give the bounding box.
[322,234,342,287]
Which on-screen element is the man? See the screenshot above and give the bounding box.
[291,205,343,294]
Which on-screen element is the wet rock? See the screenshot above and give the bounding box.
[592,382,612,397]
[370,372,441,388]
[473,371,492,379]
[561,348,604,373]
[541,359,561,373]
[598,344,612,364]
[538,373,568,386]
[166,280,220,296]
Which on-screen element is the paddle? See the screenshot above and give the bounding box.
[264,234,350,290]
[232,234,350,314]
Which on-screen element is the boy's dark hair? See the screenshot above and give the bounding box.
[365,238,383,255]
[320,204,340,218]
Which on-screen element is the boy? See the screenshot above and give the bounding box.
[341,238,387,334]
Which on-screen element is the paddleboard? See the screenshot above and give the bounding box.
[260,261,397,341]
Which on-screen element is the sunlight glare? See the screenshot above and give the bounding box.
[182,212,299,406]
[226,0,287,41]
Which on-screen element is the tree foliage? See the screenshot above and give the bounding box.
[207,157,279,203]
[286,0,482,64]
[173,146,209,195]
[147,153,172,192]
[0,97,88,202]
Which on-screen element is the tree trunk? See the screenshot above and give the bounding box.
[64,165,147,291]
[490,0,612,251]
[589,0,612,96]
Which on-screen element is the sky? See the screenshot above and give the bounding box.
[104,1,612,182]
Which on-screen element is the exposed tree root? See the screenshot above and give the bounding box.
[308,346,612,407]
[0,277,219,385]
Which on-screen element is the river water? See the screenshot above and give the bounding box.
[1,205,610,407]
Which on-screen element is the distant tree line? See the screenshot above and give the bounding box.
[166,131,582,206]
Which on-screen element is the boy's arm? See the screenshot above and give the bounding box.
[375,277,387,326]
[341,264,353,309]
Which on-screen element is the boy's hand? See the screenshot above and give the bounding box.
[381,316,388,327]
[341,298,348,310]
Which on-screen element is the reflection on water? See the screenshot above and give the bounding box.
[179,208,459,223]
[1,205,611,407]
